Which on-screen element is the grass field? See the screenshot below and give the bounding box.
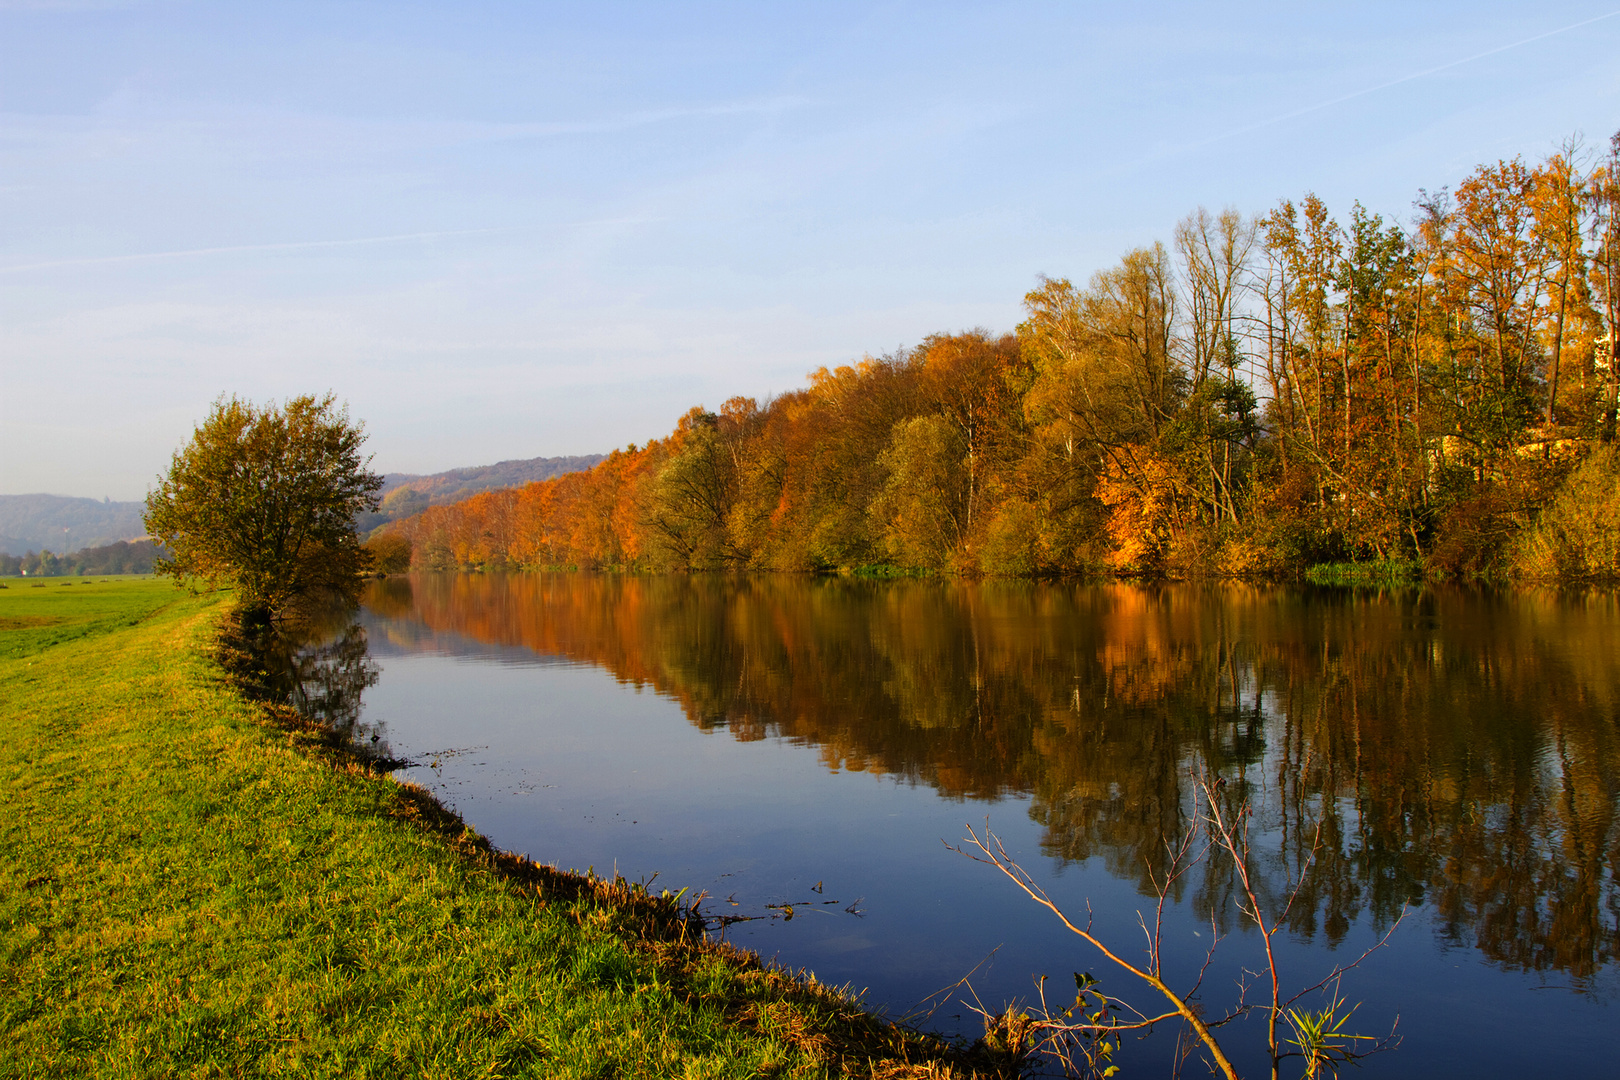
[0,580,992,1078]
[0,576,171,661]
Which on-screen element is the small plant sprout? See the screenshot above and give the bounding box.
[1285,982,1380,1080]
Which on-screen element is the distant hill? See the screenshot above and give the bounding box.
[1,454,605,553]
[359,454,605,533]
[0,495,147,556]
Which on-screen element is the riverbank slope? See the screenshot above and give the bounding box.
[0,579,990,1078]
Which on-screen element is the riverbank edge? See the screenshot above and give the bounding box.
[213,605,1016,1078]
[372,562,1463,588]
[0,582,1012,1078]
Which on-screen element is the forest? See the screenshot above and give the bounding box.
[383,135,1620,580]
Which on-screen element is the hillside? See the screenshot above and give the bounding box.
[361,454,605,533]
[0,495,147,556]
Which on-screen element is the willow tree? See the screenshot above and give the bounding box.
[144,394,382,622]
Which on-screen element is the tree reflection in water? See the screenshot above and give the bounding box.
[364,574,1620,983]
[238,597,390,755]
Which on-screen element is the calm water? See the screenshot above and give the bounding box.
[294,574,1619,1078]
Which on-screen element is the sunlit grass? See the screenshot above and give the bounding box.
[0,575,172,660]
[0,581,988,1078]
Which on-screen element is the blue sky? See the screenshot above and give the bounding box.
[3,1,1618,500]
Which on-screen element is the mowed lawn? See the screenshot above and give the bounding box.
[0,579,984,1079]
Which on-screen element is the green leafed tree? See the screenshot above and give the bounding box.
[144,394,383,620]
[871,414,968,569]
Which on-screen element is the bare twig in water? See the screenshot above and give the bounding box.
[949,767,1403,1079]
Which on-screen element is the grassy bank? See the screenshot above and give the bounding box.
[0,580,992,1078]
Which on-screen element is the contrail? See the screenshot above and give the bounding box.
[1192,8,1620,149]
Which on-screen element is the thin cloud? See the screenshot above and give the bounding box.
[478,96,812,142]
[0,218,659,274]
[0,0,141,9]
[1193,9,1620,152]
[0,94,811,150]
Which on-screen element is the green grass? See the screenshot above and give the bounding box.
[844,565,934,580]
[0,582,992,1078]
[0,576,173,661]
[1302,559,1424,587]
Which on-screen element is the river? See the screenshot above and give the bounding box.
[286,573,1620,1078]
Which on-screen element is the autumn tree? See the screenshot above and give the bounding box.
[1446,158,1547,455]
[1173,206,1258,527]
[915,330,1028,544]
[780,354,926,569]
[144,394,382,621]
[1335,202,1419,555]
[362,532,412,574]
[871,414,969,568]
[1021,248,1181,482]
[1532,142,1592,427]
[646,406,741,569]
[1591,132,1620,442]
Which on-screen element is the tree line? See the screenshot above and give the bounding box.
[0,539,164,577]
[386,135,1620,579]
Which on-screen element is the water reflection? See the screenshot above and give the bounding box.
[363,573,1620,982]
[243,602,388,751]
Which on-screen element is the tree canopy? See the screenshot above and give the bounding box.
[144,394,382,617]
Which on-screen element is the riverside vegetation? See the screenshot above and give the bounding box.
[0,578,1008,1078]
[386,136,1620,583]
